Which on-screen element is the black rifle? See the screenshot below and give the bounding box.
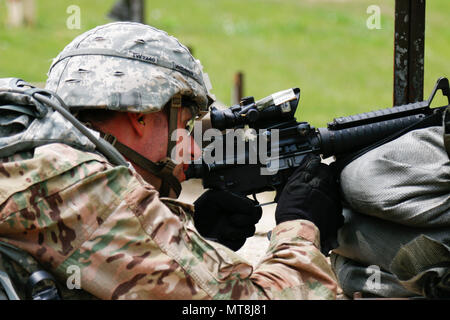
[185,78,450,205]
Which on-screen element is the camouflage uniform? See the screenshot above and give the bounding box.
[0,22,338,299]
[0,143,338,299]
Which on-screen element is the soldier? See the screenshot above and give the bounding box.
[0,22,343,300]
[107,0,145,23]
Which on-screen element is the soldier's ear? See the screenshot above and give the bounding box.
[127,112,146,137]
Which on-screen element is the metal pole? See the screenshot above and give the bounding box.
[233,72,244,105]
[393,0,426,106]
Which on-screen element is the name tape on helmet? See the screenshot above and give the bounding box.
[49,48,204,87]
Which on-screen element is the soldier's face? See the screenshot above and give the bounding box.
[128,106,201,193]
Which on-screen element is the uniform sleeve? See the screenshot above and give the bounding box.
[250,220,338,299]
[0,144,338,300]
[105,184,338,300]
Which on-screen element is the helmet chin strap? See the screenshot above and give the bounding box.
[100,132,182,198]
[100,94,187,198]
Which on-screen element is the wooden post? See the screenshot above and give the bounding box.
[6,0,24,27]
[5,0,36,27]
[23,0,36,26]
[393,0,426,106]
[233,72,244,105]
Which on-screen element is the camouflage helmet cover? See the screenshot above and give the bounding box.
[46,22,213,115]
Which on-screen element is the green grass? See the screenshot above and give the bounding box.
[0,0,449,127]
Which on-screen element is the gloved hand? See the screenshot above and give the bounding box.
[194,190,262,251]
[275,154,344,255]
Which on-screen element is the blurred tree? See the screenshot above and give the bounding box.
[6,0,36,27]
[108,0,145,24]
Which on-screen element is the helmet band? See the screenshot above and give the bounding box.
[49,48,205,86]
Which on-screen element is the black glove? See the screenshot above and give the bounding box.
[275,154,344,255]
[194,190,262,251]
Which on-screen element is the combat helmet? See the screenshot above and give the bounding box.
[46,22,213,117]
[46,22,215,197]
